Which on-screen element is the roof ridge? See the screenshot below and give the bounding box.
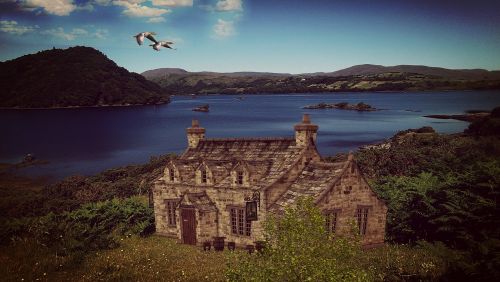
[309,160,345,168]
[203,137,295,142]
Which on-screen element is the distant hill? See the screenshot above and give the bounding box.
[142,64,500,95]
[0,46,170,108]
[142,68,290,80]
[141,68,189,79]
[315,64,500,80]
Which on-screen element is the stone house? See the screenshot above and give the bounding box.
[153,115,387,247]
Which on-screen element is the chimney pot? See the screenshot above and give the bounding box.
[192,119,199,128]
[302,114,311,124]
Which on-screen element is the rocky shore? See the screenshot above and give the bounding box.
[424,112,490,122]
[303,102,377,111]
[193,104,210,112]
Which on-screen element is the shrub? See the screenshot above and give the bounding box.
[28,197,155,254]
[226,197,370,281]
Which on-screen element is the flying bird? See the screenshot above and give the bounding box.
[133,32,157,45]
[151,41,176,51]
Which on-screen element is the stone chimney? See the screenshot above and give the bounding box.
[187,119,205,148]
[294,114,318,147]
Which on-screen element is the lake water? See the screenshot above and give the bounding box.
[1,91,499,180]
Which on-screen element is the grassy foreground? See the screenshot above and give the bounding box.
[0,234,447,282]
[0,236,227,282]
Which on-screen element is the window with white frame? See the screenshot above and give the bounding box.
[229,207,251,236]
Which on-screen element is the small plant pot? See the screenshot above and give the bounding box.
[246,244,255,254]
[203,241,211,251]
[227,241,236,251]
[255,241,266,253]
[213,237,225,251]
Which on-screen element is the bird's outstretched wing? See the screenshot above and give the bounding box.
[161,41,175,49]
[145,34,158,44]
[135,36,142,45]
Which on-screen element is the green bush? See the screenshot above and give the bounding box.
[226,197,370,281]
[27,197,154,255]
[355,131,500,281]
[226,197,448,281]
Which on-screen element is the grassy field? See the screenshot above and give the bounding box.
[0,234,448,282]
[0,236,228,282]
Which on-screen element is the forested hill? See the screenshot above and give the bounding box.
[0,46,170,108]
[143,65,500,95]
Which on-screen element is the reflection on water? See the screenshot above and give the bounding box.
[1,91,499,179]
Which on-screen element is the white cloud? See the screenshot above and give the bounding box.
[41,27,89,40]
[40,26,109,40]
[147,17,166,23]
[213,18,235,38]
[94,28,109,39]
[93,0,113,5]
[77,2,94,11]
[114,0,170,17]
[0,20,38,35]
[215,0,242,11]
[24,0,77,16]
[151,0,192,7]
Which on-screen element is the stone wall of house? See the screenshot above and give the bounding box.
[153,179,179,238]
[154,179,266,247]
[197,210,218,242]
[316,162,387,245]
[155,160,387,247]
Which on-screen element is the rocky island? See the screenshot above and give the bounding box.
[192,104,210,112]
[303,102,377,111]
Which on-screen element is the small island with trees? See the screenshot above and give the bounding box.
[303,102,377,111]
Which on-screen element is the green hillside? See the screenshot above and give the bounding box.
[0,46,170,108]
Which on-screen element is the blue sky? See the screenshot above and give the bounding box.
[1,0,500,73]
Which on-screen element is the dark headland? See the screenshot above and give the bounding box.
[0,46,170,109]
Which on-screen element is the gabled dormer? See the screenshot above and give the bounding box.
[231,162,250,187]
[195,162,213,186]
[164,161,179,183]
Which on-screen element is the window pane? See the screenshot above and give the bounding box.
[245,219,252,236]
[231,208,237,234]
[237,171,244,184]
[332,212,337,233]
[201,169,207,183]
[362,209,368,235]
[169,169,175,181]
[238,209,244,235]
[357,208,362,234]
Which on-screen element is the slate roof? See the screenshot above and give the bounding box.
[181,137,300,161]
[178,191,217,211]
[269,160,348,213]
[174,137,306,189]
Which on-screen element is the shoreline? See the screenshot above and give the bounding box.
[161,89,500,97]
[1,90,499,110]
[0,100,170,110]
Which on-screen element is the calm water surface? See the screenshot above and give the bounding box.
[1,91,499,179]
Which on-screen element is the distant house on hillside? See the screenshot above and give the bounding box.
[153,115,387,247]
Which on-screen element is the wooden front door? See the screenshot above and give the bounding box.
[181,208,197,245]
